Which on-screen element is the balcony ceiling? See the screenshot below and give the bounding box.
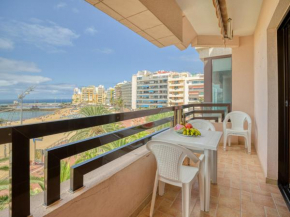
[176,0,263,36]
[86,0,263,50]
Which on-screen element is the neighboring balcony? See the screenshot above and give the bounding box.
[169,89,184,92]
[169,83,184,87]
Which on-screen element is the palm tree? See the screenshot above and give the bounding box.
[145,112,173,131]
[68,105,121,142]
[0,195,9,211]
[101,138,128,152]
[60,161,71,182]
[114,98,124,112]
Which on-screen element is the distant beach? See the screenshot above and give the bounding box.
[0,99,72,122]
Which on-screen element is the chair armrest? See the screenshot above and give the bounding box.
[223,115,230,132]
[199,154,204,162]
[185,150,201,163]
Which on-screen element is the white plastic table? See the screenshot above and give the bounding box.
[152,128,222,212]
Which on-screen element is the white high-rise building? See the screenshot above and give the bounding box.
[132,71,204,108]
[134,70,169,109]
[168,73,204,106]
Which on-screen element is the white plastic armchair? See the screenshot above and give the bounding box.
[146,140,204,217]
[188,119,216,131]
[223,111,252,153]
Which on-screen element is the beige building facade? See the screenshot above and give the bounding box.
[168,72,204,106]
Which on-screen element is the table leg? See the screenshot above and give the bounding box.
[204,149,211,212]
[211,150,217,184]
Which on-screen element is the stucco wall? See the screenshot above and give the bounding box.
[253,0,289,180]
[232,36,255,141]
[31,147,156,217]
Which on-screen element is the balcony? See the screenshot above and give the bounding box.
[169,93,183,97]
[1,102,288,217]
[169,99,183,103]
[169,89,184,92]
[0,103,232,216]
[169,83,184,87]
[1,0,290,216]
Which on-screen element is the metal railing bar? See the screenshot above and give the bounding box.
[0,107,175,145]
[183,110,225,116]
[70,128,169,192]
[182,103,231,110]
[11,128,30,217]
[188,117,219,122]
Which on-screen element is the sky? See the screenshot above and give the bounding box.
[0,0,203,100]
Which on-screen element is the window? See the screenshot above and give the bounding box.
[212,57,232,103]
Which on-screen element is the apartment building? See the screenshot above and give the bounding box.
[168,73,204,106]
[96,85,106,104]
[133,70,169,109]
[114,81,132,109]
[105,87,114,106]
[187,74,204,103]
[81,85,97,104]
[114,83,121,100]
[120,81,132,109]
[168,72,190,106]
[72,88,82,104]
[71,85,106,105]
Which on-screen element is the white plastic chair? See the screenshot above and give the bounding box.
[223,111,252,153]
[188,119,216,131]
[146,141,204,217]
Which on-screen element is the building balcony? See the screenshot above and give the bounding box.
[169,83,184,86]
[169,99,183,103]
[169,94,183,97]
[169,89,184,92]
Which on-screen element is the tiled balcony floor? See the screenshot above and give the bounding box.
[137,143,290,217]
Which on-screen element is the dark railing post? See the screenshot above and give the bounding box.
[10,128,30,217]
[44,151,60,206]
[174,106,182,125]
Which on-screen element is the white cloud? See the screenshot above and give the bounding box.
[96,48,114,54]
[55,2,67,9]
[29,18,43,24]
[0,80,16,86]
[0,57,41,73]
[72,8,79,13]
[35,83,76,94]
[0,19,79,52]
[0,73,51,86]
[85,27,98,35]
[0,38,14,50]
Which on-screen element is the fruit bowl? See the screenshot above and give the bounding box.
[173,123,201,137]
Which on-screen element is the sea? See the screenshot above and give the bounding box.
[0,99,71,105]
[0,99,71,122]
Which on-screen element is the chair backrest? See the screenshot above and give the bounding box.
[146,140,199,182]
[188,119,216,131]
[224,111,252,130]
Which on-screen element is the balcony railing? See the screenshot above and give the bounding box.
[0,102,231,217]
[182,103,232,122]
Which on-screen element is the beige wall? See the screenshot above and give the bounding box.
[35,150,156,217]
[253,0,278,178]
[253,0,289,180]
[232,36,255,141]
